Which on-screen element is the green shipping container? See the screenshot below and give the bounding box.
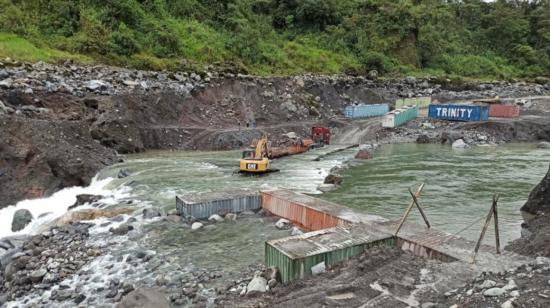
[395,97,432,109]
[382,106,418,128]
[265,225,395,284]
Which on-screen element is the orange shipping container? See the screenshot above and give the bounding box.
[261,190,351,231]
[489,105,520,118]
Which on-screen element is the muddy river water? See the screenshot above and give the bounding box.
[98,143,548,245]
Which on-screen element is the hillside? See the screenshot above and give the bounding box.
[0,0,549,78]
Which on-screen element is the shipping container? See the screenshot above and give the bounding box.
[395,97,432,109]
[176,189,260,219]
[428,104,489,122]
[261,190,356,231]
[382,106,418,128]
[265,225,395,283]
[344,104,389,119]
[488,104,520,118]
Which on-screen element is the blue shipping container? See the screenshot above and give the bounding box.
[428,104,489,122]
[344,104,389,119]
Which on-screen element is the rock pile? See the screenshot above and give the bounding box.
[0,223,100,305]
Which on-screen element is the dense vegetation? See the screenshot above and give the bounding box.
[0,0,549,78]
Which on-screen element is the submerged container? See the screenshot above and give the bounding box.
[344,104,389,119]
[488,104,520,118]
[261,190,355,231]
[176,189,260,219]
[265,225,394,283]
[428,104,489,122]
[382,106,418,128]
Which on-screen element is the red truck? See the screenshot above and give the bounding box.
[311,127,330,146]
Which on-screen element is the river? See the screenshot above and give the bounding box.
[1,143,546,307]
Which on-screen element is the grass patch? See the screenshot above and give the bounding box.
[0,32,92,64]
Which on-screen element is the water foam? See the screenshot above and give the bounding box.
[0,176,126,238]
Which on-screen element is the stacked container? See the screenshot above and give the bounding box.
[428,104,489,122]
[382,106,418,128]
[395,97,431,117]
[344,103,389,119]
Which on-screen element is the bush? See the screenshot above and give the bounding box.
[107,23,139,56]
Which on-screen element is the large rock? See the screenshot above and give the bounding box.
[324,174,343,185]
[142,208,162,219]
[11,209,33,232]
[354,149,372,159]
[452,139,468,149]
[483,287,505,297]
[29,268,47,282]
[53,208,133,227]
[537,141,550,149]
[246,276,267,296]
[68,194,103,210]
[116,288,170,308]
[275,218,291,230]
[521,165,550,216]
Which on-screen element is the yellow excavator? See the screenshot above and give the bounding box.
[239,136,278,174]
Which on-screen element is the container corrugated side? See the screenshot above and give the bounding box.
[488,104,520,118]
[261,192,345,231]
[266,237,396,283]
[382,106,417,128]
[344,104,389,118]
[395,97,431,109]
[176,193,261,219]
[428,104,489,122]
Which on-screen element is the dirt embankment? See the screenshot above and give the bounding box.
[1,61,550,208]
[506,166,550,257]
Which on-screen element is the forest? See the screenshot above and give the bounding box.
[0,0,548,78]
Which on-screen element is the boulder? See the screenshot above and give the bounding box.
[53,208,133,227]
[142,208,162,219]
[537,141,550,149]
[117,168,131,178]
[191,222,204,230]
[416,134,430,144]
[311,262,326,275]
[275,218,291,230]
[225,213,237,221]
[109,224,134,236]
[29,268,47,283]
[354,150,372,160]
[116,288,169,308]
[521,165,550,216]
[246,277,267,296]
[483,287,505,297]
[164,215,181,223]
[291,227,304,236]
[324,174,343,185]
[11,209,33,232]
[208,214,224,222]
[452,139,468,149]
[68,194,103,210]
